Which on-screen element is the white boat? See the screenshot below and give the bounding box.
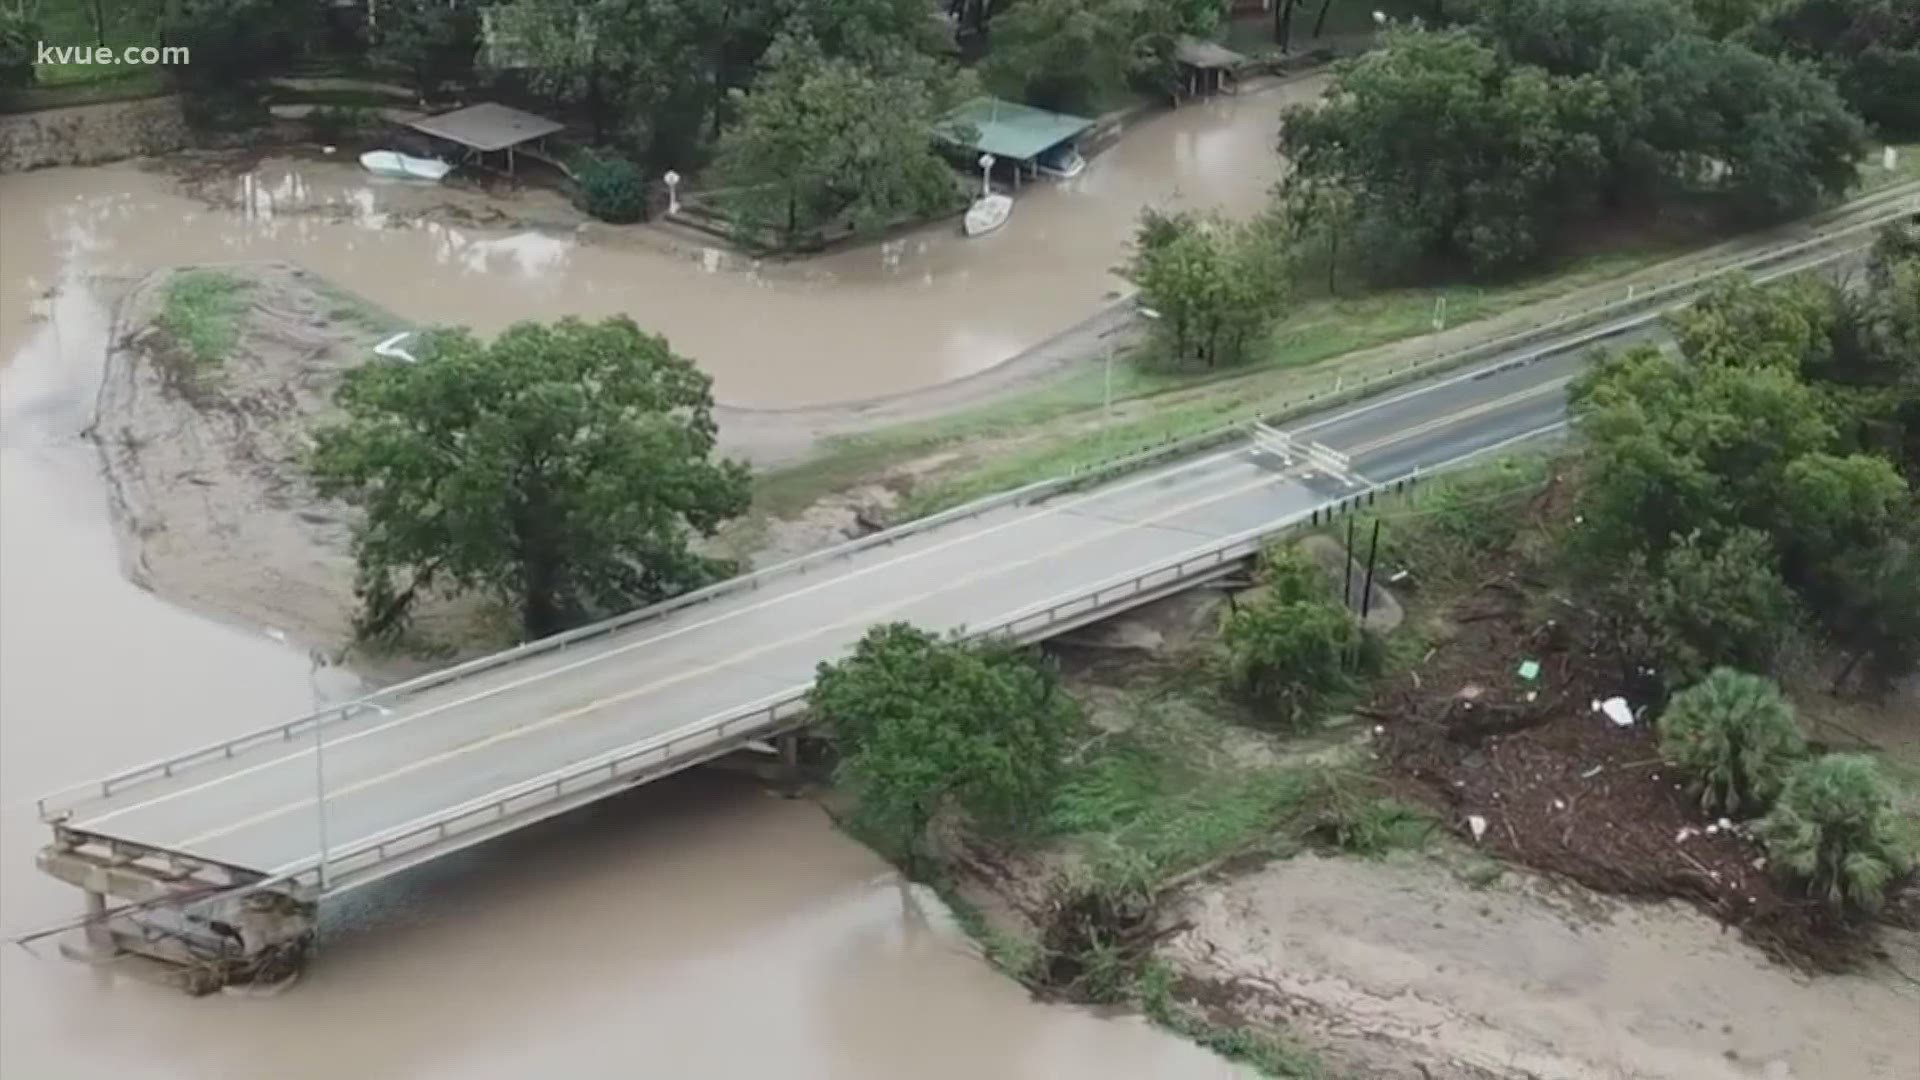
[1036,144,1087,179]
[358,150,454,182]
[964,193,1012,237]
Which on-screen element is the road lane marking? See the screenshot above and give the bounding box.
[167,466,1304,851]
[74,445,1260,830]
[1339,376,1572,459]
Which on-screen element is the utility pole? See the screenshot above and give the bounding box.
[308,650,331,894]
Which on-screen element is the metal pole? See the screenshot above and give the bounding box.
[1104,343,1114,439]
[309,651,330,892]
[1360,519,1381,623]
[1343,515,1356,610]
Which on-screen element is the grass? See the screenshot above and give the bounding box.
[1044,678,1433,880]
[754,245,1668,525]
[30,0,166,87]
[1858,142,1920,194]
[157,271,251,367]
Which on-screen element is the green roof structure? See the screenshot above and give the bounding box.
[934,97,1095,162]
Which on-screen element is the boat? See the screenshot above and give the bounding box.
[1035,143,1087,180]
[358,150,454,182]
[964,192,1012,237]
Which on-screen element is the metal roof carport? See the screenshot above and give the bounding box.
[405,102,566,175]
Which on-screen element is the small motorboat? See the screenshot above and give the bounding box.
[1036,143,1087,180]
[964,192,1012,237]
[358,150,454,182]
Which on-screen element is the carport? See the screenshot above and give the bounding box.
[405,102,565,176]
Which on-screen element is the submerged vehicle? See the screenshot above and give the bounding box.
[1035,143,1087,179]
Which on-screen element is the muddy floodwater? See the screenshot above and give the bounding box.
[0,81,1321,1079]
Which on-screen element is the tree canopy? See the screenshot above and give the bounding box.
[310,316,751,641]
[1281,6,1868,278]
[811,623,1075,861]
[713,37,963,250]
[1124,209,1286,369]
[1570,231,1920,685]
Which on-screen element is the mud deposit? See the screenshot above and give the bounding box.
[90,262,421,654]
[1164,852,1920,1079]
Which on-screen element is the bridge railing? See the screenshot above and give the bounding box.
[291,421,1564,897]
[36,192,1913,824]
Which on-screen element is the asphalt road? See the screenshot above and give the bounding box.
[54,312,1641,882]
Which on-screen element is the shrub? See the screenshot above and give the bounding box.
[1223,592,1361,726]
[573,155,647,224]
[1655,668,1806,816]
[1761,754,1915,912]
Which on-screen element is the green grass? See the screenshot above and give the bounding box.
[266,86,414,109]
[1858,142,1920,194]
[30,0,166,87]
[157,271,251,366]
[755,246,1667,524]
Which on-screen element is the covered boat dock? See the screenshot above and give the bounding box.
[934,97,1094,187]
[1174,37,1248,99]
[405,102,566,175]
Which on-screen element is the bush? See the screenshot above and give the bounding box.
[1761,754,1915,912]
[573,155,647,224]
[1655,668,1807,816]
[182,88,270,132]
[1223,592,1361,726]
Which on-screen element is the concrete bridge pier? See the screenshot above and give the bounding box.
[38,830,316,994]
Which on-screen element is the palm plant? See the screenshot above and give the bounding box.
[1761,755,1915,912]
[1656,668,1806,816]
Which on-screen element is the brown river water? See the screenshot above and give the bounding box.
[0,82,1317,1078]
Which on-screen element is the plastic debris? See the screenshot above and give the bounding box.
[1517,660,1542,681]
[1468,815,1488,842]
[1552,798,1567,810]
[1595,696,1634,727]
[1676,826,1699,843]
[1579,765,1604,779]
[1705,823,1720,836]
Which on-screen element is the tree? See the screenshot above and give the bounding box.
[1637,35,1866,221]
[712,41,962,251]
[1471,0,1696,74]
[982,0,1139,112]
[1753,0,1920,137]
[310,317,751,641]
[1279,29,1611,276]
[373,0,481,99]
[811,624,1074,861]
[1761,754,1915,912]
[165,0,301,90]
[1125,209,1286,369]
[1656,668,1807,816]
[1643,529,1799,683]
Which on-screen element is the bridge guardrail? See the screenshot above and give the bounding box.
[36,191,1915,823]
[290,419,1566,897]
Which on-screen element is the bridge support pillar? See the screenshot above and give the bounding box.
[83,890,113,952]
[778,732,802,798]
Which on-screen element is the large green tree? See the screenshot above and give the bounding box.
[713,38,962,250]
[1124,209,1287,369]
[310,317,751,641]
[811,624,1074,861]
[1752,0,1920,136]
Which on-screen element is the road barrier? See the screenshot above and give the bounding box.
[36,189,1916,824]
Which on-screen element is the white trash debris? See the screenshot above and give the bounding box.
[1597,696,1634,727]
[1579,765,1604,779]
[1676,826,1699,843]
[1705,823,1720,835]
[1468,815,1489,842]
[1552,798,1567,810]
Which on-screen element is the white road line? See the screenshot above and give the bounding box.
[170,466,1303,850]
[75,446,1261,829]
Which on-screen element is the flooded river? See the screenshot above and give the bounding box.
[0,80,1316,1078]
